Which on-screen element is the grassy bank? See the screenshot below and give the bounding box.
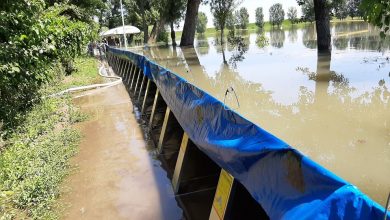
[0,56,101,219]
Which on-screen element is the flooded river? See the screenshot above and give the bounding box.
[131,21,390,206]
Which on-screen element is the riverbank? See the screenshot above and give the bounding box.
[0,57,102,219]
[174,18,365,39]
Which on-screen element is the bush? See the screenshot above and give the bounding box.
[0,1,96,128]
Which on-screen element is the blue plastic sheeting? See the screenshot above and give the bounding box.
[107,47,389,220]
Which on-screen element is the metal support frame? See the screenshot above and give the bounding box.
[141,79,151,115]
[172,133,189,193]
[209,169,235,220]
[148,89,160,128]
[126,62,134,85]
[138,75,146,102]
[133,68,142,94]
[157,107,171,153]
[130,66,138,90]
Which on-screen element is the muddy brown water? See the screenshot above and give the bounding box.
[129,22,390,206]
[60,84,183,219]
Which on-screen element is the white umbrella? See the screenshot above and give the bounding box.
[100,25,141,37]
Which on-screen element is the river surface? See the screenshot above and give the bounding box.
[131,21,390,206]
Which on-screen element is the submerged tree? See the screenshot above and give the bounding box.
[197,12,208,34]
[236,7,249,29]
[269,3,285,27]
[180,0,202,46]
[255,7,264,31]
[210,0,242,45]
[287,7,298,24]
[298,0,331,52]
[300,0,315,23]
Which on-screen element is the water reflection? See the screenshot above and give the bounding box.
[288,27,298,43]
[133,21,390,206]
[269,28,285,48]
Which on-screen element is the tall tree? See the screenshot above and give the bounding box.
[333,0,348,20]
[180,0,202,46]
[313,0,331,51]
[162,0,187,46]
[255,7,264,30]
[269,3,285,27]
[196,12,208,34]
[236,7,249,29]
[300,0,315,23]
[210,0,242,45]
[287,7,298,24]
[298,0,331,52]
[347,0,362,19]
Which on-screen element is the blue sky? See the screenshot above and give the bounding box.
[199,0,301,27]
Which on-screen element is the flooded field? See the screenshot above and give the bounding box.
[131,21,390,206]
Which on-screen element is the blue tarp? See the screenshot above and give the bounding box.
[107,47,389,220]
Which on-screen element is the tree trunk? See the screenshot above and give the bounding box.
[140,2,149,44]
[220,25,224,46]
[148,18,165,44]
[313,0,331,52]
[170,22,176,46]
[180,0,201,46]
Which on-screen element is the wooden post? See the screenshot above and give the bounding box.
[172,133,189,193]
[209,169,235,220]
[148,89,160,128]
[141,79,151,115]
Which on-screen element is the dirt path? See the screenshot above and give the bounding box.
[60,84,183,220]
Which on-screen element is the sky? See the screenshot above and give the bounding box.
[199,0,301,28]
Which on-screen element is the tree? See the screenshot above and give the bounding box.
[196,12,208,34]
[333,0,348,20]
[236,7,249,29]
[300,0,315,22]
[269,3,285,27]
[255,7,264,30]
[210,0,242,45]
[180,0,202,46]
[287,7,298,24]
[161,0,187,46]
[347,0,362,19]
[298,0,331,52]
[360,0,390,37]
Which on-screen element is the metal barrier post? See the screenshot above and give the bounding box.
[137,75,146,102]
[172,133,189,193]
[148,89,160,128]
[209,169,235,220]
[133,68,142,93]
[141,79,151,115]
[157,107,171,153]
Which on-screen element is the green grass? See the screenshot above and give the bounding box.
[0,56,101,219]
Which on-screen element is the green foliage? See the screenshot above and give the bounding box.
[210,0,242,31]
[269,3,285,27]
[287,7,298,24]
[299,0,315,22]
[0,1,96,128]
[255,7,264,30]
[156,28,169,44]
[197,12,208,34]
[235,7,249,29]
[333,0,349,20]
[347,0,362,19]
[361,0,390,37]
[0,96,80,219]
